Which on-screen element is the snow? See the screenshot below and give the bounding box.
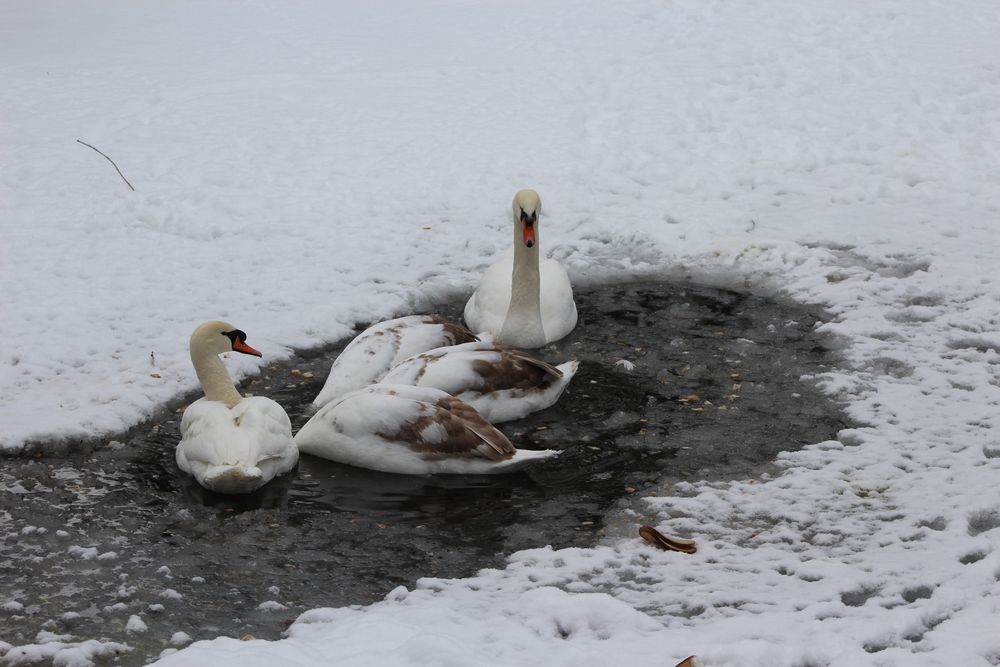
[0,637,130,667]
[2,0,1000,665]
[124,615,147,634]
[65,546,99,561]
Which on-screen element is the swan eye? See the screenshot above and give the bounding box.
[520,209,536,228]
[222,329,247,347]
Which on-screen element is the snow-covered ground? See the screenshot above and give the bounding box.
[2,0,999,664]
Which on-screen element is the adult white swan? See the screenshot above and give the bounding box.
[312,315,478,408]
[176,321,298,494]
[295,384,557,475]
[379,341,579,423]
[464,189,577,348]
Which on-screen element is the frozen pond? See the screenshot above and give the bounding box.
[0,281,848,665]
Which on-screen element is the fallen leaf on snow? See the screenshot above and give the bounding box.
[639,525,697,554]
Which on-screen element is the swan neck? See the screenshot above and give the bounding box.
[192,349,243,408]
[499,236,545,345]
[509,241,541,310]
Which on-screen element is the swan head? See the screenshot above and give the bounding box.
[190,320,263,358]
[512,189,541,249]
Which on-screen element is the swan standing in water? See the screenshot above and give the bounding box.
[176,321,298,494]
[312,314,478,408]
[295,383,557,475]
[464,189,577,348]
[379,340,579,423]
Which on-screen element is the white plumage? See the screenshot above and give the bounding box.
[465,189,577,347]
[177,397,298,494]
[176,321,298,494]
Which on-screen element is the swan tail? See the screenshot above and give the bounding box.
[202,465,265,494]
[489,448,560,472]
[556,360,580,381]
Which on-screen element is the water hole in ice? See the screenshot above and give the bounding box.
[0,280,849,664]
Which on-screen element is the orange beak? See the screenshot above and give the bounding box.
[232,339,262,357]
[522,224,536,248]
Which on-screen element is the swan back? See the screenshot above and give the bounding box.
[312,315,478,407]
[379,341,580,422]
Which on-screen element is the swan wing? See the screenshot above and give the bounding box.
[383,341,563,394]
[177,397,296,480]
[539,257,577,342]
[313,315,476,407]
[177,398,242,471]
[296,384,515,462]
[464,257,513,335]
[230,397,298,472]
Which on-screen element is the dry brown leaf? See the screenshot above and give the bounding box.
[639,525,697,554]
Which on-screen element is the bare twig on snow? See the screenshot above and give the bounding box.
[76,139,135,191]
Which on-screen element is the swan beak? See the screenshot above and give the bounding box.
[232,339,263,357]
[522,223,536,248]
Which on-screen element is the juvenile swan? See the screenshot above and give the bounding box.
[295,384,558,475]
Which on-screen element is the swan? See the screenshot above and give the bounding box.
[464,189,577,348]
[379,341,579,423]
[176,321,298,494]
[294,383,558,475]
[312,314,479,408]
